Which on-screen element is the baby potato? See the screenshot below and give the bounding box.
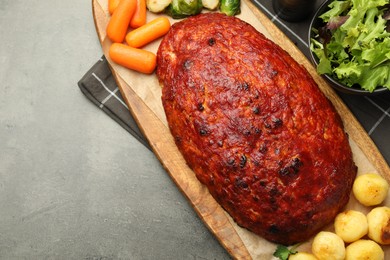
[367,206,390,245]
[345,239,384,260]
[289,252,318,260]
[353,173,389,206]
[312,231,345,260]
[334,210,368,243]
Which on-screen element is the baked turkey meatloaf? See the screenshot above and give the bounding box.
[156,13,357,245]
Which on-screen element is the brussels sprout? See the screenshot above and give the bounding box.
[166,0,203,19]
[202,0,219,10]
[147,0,172,13]
[220,0,240,16]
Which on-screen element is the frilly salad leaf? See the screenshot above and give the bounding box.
[311,0,390,92]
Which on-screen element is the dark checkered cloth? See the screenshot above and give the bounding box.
[78,57,150,150]
[78,0,390,164]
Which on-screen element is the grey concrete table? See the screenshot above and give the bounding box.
[0,0,229,259]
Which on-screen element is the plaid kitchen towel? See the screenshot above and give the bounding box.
[78,56,151,150]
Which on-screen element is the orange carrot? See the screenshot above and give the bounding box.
[130,0,147,28]
[108,0,121,15]
[109,43,156,74]
[106,0,137,43]
[125,17,171,48]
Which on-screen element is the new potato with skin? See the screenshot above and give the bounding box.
[353,173,389,206]
[345,239,384,260]
[311,231,345,260]
[367,206,390,245]
[334,210,368,243]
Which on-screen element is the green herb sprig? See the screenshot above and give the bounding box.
[273,244,301,260]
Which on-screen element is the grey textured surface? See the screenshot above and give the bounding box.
[0,0,229,259]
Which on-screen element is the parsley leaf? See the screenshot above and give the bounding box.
[273,245,298,260]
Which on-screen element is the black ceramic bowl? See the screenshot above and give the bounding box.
[308,0,388,95]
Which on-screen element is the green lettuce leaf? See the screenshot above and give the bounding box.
[319,0,351,22]
[311,0,390,92]
[361,38,390,67]
[359,65,390,92]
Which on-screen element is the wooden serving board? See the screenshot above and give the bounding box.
[92,0,390,258]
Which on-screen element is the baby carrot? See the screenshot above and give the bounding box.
[109,43,156,74]
[130,0,147,28]
[108,0,121,15]
[125,17,171,48]
[106,0,137,43]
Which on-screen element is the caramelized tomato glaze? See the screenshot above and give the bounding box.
[157,13,357,245]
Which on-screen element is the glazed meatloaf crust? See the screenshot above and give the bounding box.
[157,13,357,245]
